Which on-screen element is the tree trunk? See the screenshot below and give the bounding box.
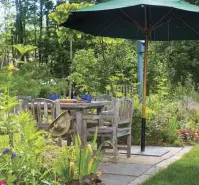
[39,0,44,63]
[15,0,24,44]
[33,1,37,60]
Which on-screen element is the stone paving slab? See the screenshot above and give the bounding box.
[98,163,152,176]
[102,146,183,164]
[100,174,136,185]
[129,148,169,157]
[106,146,171,156]
[99,146,193,185]
[111,155,163,165]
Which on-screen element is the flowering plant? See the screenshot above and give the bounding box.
[177,127,199,143]
[0,112,49,184]
[0,148,22,184]
[0,90,103,184]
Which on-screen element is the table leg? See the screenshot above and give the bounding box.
[76,109,86,146]
[82,117,87,146]
[97,107,103,126]
[97,107,104,149]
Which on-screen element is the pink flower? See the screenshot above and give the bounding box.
[0,180,6,185]
[56,176,60,181]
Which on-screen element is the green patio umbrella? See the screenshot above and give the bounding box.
[61,0,199,151]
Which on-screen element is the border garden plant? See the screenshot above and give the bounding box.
[132,91,199,146]
[0,110,104,184]
[0,84,103,184]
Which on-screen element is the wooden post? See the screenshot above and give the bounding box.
[69,40,73,98]
[141,35,149,152]
[55,99,61,118]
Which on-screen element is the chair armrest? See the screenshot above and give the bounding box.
[100,110,114,115]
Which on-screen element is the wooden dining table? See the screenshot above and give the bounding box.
[59,101,110,145]
[27,99,110,146]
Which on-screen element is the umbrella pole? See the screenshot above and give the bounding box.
[141,35,149,152]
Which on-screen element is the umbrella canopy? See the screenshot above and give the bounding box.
[61,0,199,151]
[62,0,199,41]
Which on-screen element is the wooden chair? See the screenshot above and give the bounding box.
[87,97,133,163]
[21,98,75,146]
[84,97,116,126]
[92,95,112,101]
[17,96,31,100]
[27,98,59,130]
[86,95,112,116]
[100,98,117,126]
[13,96,32,113]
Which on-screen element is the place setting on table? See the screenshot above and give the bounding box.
[59,94,92,103]
[55,94,111,110]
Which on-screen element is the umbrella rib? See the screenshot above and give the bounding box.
[152,15,184,30]
[168,9,177,22]
[150,8,174,30]
[98,17,120,36]
[121,18,144,30]
[120,9,144,31]
[179,18,199,36]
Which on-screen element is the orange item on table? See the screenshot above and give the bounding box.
[60,99,77,103]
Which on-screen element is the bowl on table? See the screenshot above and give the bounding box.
[79,94,92,103]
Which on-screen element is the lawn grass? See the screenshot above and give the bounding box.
[142,146,199,185]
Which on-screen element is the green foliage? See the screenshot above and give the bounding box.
[0,90,19,135]
[69,49,99,93]
[0,87,21,149]
[49,3,92,43]
[1,61,68,98]
[13,44,37,56]
[0,135,9,151]
[70,40,137,94]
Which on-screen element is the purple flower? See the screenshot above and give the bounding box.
[11,153,16,159]
[0,180,6,185]
[2,148,9,155]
